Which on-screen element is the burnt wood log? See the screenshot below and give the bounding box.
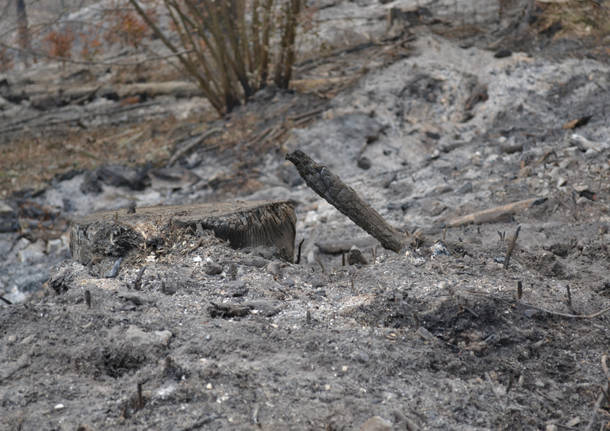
[286,150,405,252]
[70,201,296,275]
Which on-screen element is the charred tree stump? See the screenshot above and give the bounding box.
[70,201,296,275]
[286,150,405,252]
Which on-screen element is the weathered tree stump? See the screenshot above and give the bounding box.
[70,201,296,274]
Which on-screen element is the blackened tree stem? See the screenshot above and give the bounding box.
[286,150,405,252]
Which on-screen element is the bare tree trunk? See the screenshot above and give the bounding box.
[16,0,31,66]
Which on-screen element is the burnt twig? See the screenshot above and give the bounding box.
[295,238,305,264]
[465,290,610,319]
[132,266,146,290]
[503,225,521,269]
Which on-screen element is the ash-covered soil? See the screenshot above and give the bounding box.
[1,1,610,430]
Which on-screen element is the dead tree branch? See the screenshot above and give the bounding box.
[286,150,405,252]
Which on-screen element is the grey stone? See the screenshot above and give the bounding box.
[204,263,223,275]
[357,156,372,170]
[348,246,369,265]
[120,325,173,348]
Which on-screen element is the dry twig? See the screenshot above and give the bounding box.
[446,198,546,228]
[464,290,610,320]
[503,225,520,269]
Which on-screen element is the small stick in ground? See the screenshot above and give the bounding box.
[286,150,405,252]
[84,290,91,308]
[602,354,609,381]
[565,284,573,311]
[516,281,523,300]
[503,225,521,269]
[132,266,146,290]
[0,295,12,305]
[295,238,305,264]
[137,382,144,409]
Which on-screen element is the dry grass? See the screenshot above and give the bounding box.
[535,0,610,40]
[0,119,178,197]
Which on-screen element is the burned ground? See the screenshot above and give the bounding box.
[1,0,609,429]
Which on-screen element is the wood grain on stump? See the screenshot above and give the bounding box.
[70,201,296,269]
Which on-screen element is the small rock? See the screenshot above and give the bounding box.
[357,157,372,170]
[416,327,437,341]
[276,161,303,187]
[252,246,276,260]
[494,49,512,58]
[430,241,449,257]
[0,200,18,233]
[123,325,172,348]
[118,291,149,306]
[570,133,608,152]
[97,164,150,190]
[204,263,223,275]
[457,182,473,194]
[348,246,368,265]
[17,240,46,263]
[573,183,589,193]
[54,403,65,410]
[227,280,248,297]
[80,171,102,194]
[161,279,179,295]
[45,238,64,255]
[105,257,123,278]
[499,141,523,154]
[359,416,393,431]
[266,261,282,278]
[428,149,441,160]
[352,351,370,363]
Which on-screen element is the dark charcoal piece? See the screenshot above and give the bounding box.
[208,302,251,318]
[357,157,372,170]
[80,171,103,195]
[494,49,512,58]
[348,246,369,265]
[96,164,150,191]
[0,201,18,233]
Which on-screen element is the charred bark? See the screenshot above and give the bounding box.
[286,150,405,252]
